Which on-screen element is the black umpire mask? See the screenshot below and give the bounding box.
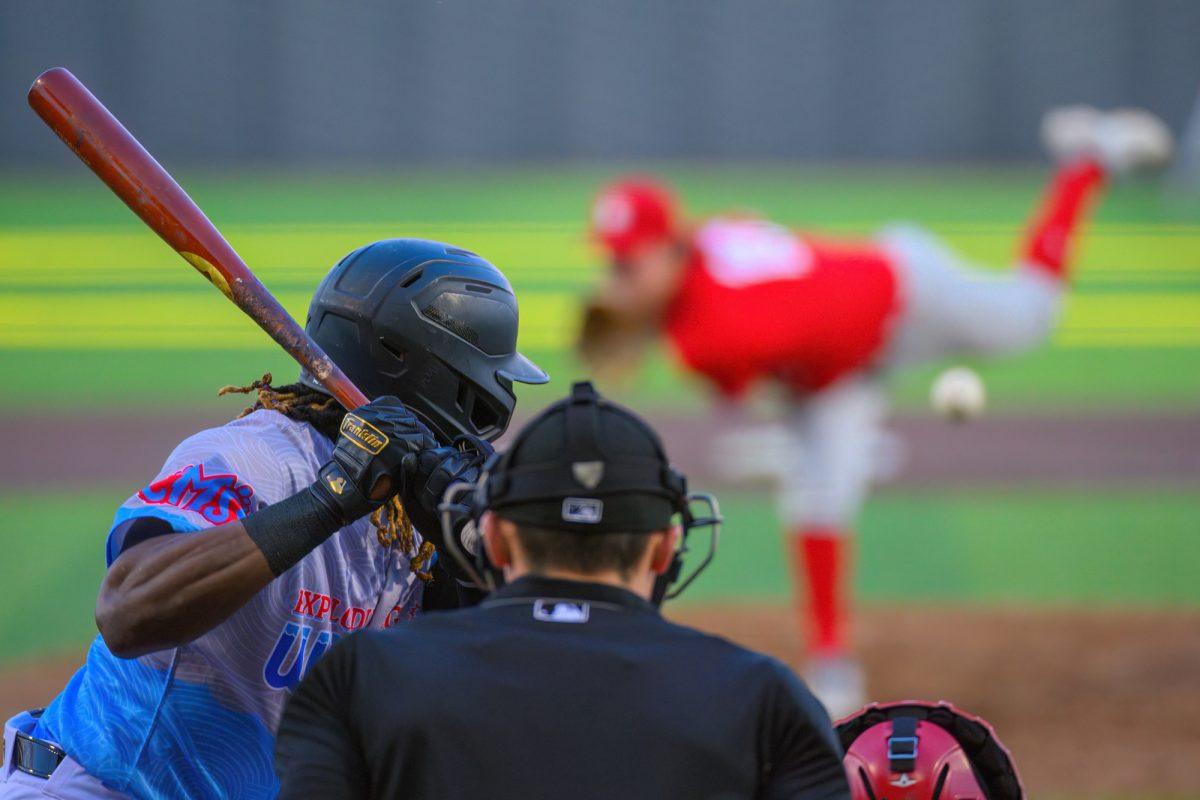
[439,381,721,605]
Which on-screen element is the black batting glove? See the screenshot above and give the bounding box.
[311,396,438,527]
[244,397,437,576]
[399,436,494,582]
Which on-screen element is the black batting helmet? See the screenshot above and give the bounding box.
[300,239,548,442]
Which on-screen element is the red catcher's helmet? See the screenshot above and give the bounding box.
[591,177,678,260]
[836,701,1024,800]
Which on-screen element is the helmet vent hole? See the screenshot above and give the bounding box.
[470,397,501,435]
[445,247,478,258]
[464,283,493,294]
[379,339,407,365]
[399,269,423,288]
[456,382,472,412]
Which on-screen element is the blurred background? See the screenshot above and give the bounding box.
[1,2,1198,797]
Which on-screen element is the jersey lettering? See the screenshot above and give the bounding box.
[292,588,378,632]
[384,603,420,628]
[137,463,255,525]
[696,219,813,287]
[263,622,338,690]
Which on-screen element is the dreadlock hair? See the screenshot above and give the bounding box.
[218,373,434,581]
[218,372,343,440]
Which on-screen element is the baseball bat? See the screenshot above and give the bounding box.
[27,67,369,411]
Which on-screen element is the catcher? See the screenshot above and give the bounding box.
[0,240,546,799]
[836,701,1024,800]
[578,107,1172,717]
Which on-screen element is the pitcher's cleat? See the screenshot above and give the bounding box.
[1043,106,1174,174]
[806,655,866,722]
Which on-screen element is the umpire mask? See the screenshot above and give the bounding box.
[439,381,721,605]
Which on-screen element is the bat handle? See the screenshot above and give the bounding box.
[331,379,369,411]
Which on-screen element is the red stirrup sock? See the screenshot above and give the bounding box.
[1021,158,1106,282]
[789,527,850,657]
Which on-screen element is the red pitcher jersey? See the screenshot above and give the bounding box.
[664,218,902,396]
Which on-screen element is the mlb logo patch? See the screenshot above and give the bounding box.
[533,599,590,624]
[562,497,603,524]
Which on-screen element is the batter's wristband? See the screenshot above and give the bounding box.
[243,487,346,576]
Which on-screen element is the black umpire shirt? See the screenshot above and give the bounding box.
[275,575,849,800]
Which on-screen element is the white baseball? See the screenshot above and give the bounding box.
[931,366,986,421]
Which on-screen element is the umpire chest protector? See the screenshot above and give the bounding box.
[440,381,720,604]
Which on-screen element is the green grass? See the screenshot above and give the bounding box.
[2,344,1195,414]
[2,485,1196,665]
[0,489,116,661]
[679,488,1200,606]
[1,164,1189,227]
[1,166,1198,411]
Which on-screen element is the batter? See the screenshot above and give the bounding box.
[1,239,547,799]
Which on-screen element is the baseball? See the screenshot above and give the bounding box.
[931,366,986,421]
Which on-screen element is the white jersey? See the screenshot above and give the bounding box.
[35,409,426,799]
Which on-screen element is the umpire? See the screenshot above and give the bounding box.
[275,382,849,800]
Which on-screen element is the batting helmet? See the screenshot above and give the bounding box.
[591,176,679,261]
[836,701,1024,800]
[301,239,548,443]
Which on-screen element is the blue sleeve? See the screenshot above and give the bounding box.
[105,505,203,566]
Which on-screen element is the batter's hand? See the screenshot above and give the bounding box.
[398,438,493,579]
[312,397,437,525]
[407,440,493,520]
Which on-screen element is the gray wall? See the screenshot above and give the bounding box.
[2,0,1198,165]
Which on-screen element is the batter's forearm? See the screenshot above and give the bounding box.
[96,468,368,656]
[96,523,273,658]
[94,397,431,658]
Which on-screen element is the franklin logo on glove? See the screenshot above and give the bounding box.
[339,414,389,454]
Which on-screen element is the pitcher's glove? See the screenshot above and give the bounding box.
[400,435,494,582]
[577,296,649,381]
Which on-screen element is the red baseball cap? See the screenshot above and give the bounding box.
[591,176,679,260]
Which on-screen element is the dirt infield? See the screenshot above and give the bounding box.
[4,410,1198,489]
[673,604,1200,798]
[3,604,1197,798]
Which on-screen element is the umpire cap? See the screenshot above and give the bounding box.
[302,239,547,443]
[440,381,721,604]
[484,381,685,533]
